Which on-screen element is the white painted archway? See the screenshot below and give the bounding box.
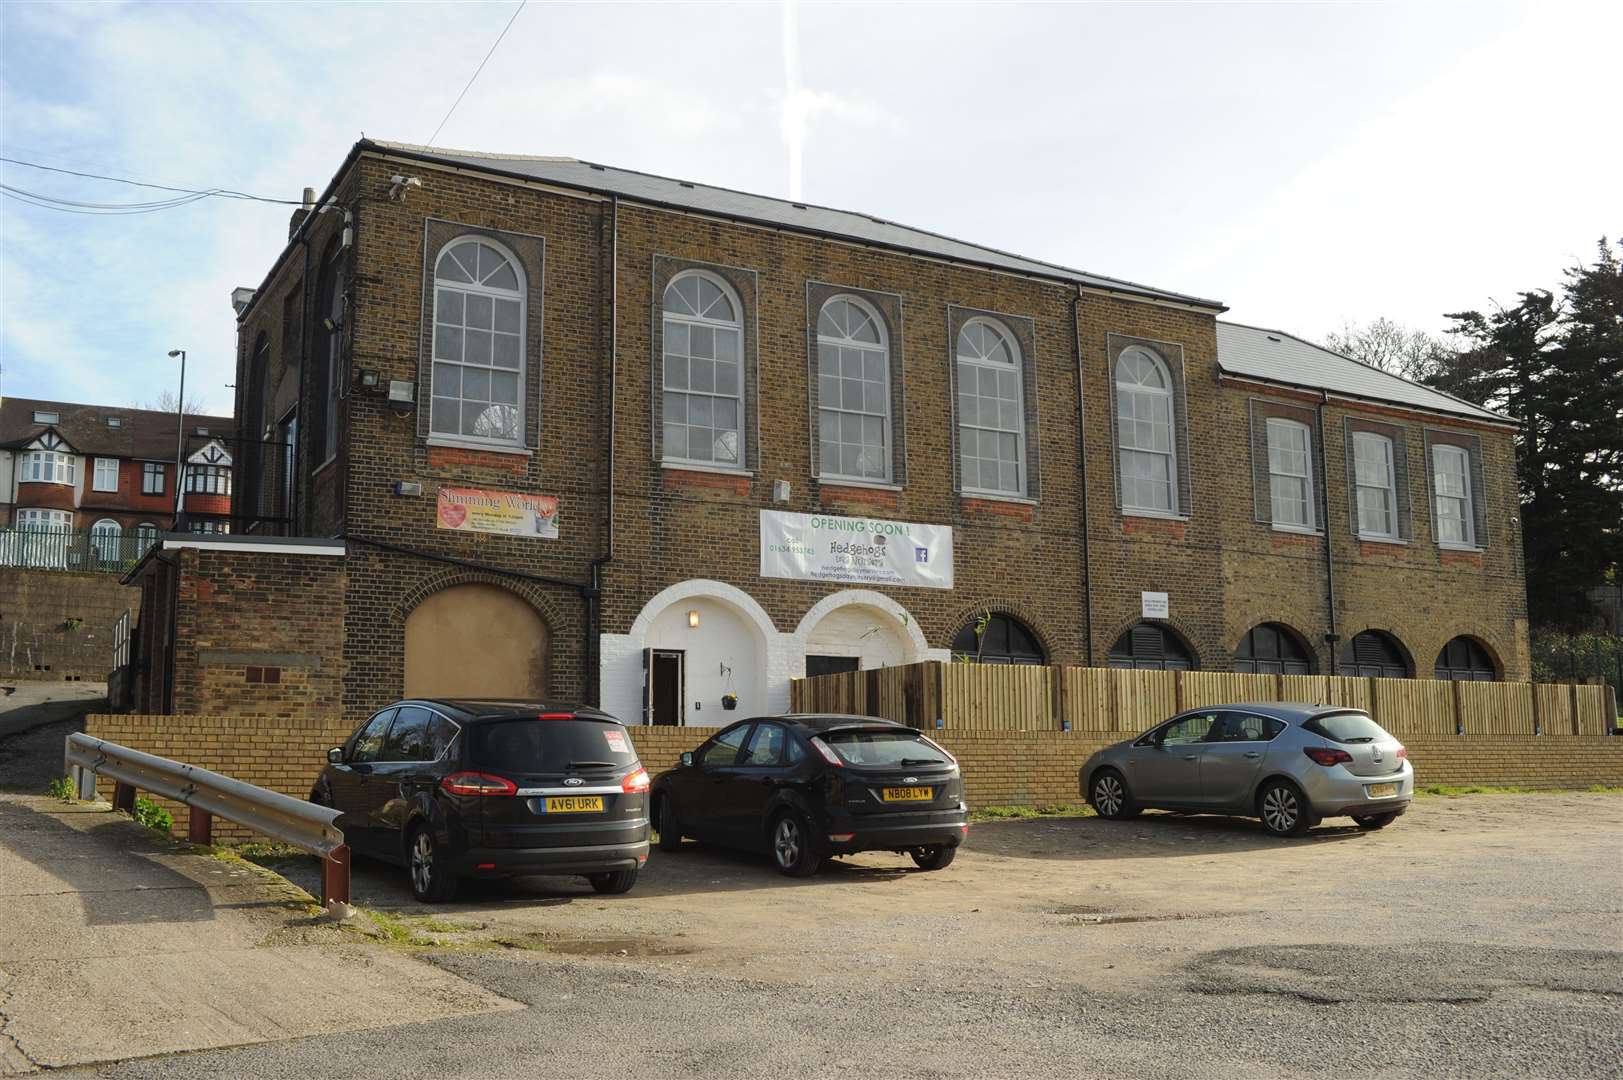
[791,589,933,674]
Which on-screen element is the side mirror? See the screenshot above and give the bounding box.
[327,747,344,764]
[680,751,694,768]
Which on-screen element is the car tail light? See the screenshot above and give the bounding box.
[440,771,518,796]
[621,767,651,793]
[810,738,844,767]
[537,711,575,720]
[1395,745,1409,760]
[918,734,957,765]
[829,832,855,842]
[1303,747,1353,767]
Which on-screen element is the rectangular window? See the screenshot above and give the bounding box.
[1432,444,1474,547]
[142,462,165,495]
[21,451,75,485]
[16,508,71,530]
[818,341,890,481]
[1353,432,1398,539]
[663,314,743,466]
[31,410,59,424]
[185,465,232,496]
[93,458,120,492]
[1266,418,1314,529]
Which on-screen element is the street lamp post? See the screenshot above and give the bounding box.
[168,349,186,523]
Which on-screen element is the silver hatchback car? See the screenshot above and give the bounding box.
[1081,703,1412,837]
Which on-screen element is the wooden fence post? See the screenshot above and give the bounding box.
[1451,678,1465,736]
[1530,681,1542,735]
[1569,682,1581,736]
[1051,664,1068,731]
[1174,670,1185,713]
[1368,677,1380,724]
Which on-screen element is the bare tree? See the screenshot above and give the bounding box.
[1323,318,1458,382]
[138,389,207,414]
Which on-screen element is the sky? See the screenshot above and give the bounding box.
[1,0,1618,417]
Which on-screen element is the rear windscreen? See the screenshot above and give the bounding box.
[1307,712,1391,744]
[821,730,951,767]
[467,720,635,773]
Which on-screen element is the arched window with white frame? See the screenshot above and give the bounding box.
[662,271,743,467]
[817,296,891,482]
[430,237,526,446]
[90,519,122,566]
[956,318,1027,496]
[1115,346,1177,513]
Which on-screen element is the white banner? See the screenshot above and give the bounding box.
[759,510,954,590]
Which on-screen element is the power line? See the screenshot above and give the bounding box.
[426,0,527,147]
[0,155,303,206]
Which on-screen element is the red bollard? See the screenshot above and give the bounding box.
[112,782,136,814]
[322,845,351,907]
[188,810,212,845]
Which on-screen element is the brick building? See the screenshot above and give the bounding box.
[134,138,1526,726]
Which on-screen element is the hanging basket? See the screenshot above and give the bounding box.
[721,693,738,711]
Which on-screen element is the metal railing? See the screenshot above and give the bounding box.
[0,526,158,573]
[64,733,351,907]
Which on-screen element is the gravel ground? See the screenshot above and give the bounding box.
[50,792,1623,1079]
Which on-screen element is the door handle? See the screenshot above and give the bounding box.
[1244,752,1262,759]
[1182,754,1198,761]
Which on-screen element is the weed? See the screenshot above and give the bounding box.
[45,776,76,801]
[131,796,173,832]
[970,803,1094,822]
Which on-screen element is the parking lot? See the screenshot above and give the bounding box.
[63,790,1618,1080]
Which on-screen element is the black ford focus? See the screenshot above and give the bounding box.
[650,715,968,876]
[310,700,650,902]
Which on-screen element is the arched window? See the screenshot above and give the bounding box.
[957,318,1026,496]
[662,271,743,466]
[1115,347,1177,513]
[817,296,890,482]
[430,237,525,446]
[1108,623,1196,670]
[1266,418,1315,530]
[1352,431,1398,539]
[1339,629,1411,678]
[951,613,1046,665]
[1235,623,1314,675]
[90,519,122,566]
[1434,636,1497,681]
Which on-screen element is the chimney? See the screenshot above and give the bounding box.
[231,287,257,316]
[287,186,317,240]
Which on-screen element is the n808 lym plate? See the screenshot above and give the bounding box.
[882,786,933,802]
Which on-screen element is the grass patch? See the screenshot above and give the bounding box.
[45,776,76,801]
[235,841,312,866]
[1416,784,1623,797]
[366,909,484,948]
[130,795,173,833]
[970,803,1094,822]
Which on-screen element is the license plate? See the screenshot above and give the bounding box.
[882,786,933,802]
[542,795,604,813]
[1366,783,1399,798]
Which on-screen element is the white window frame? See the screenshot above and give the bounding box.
[428,236,528,449]
[1265,418,1315,531]
[817,295,892,483]
[1114,347,1178,515]
[956,317,1028,498]
[90,519,122,564]
[32,410,60,424]
[1431,443,1475,548]
[135,523,160,553]
[22,450,76,486]
[93,457,120,493]
[142,462,166,495]
[15,508,71,530]
[1353,431,1399,540]
[661,269,746,470]
[185,464,232,496]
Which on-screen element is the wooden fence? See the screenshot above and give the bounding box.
[789,662,1618,737]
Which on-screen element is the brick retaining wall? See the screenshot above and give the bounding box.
[82,715,1623,843]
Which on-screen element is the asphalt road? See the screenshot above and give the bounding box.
[44,792,1623,1080]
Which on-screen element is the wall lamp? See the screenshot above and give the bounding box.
[688,610,700,629]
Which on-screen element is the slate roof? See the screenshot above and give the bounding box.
[364,140,1225,310]
[1214,322,1513,425]
[0,397,236,459]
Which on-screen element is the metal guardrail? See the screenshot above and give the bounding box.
[64,732,351,906]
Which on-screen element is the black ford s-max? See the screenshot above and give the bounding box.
[311,700,650,902]
[650,715,968,876]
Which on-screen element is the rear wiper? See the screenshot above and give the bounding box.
[569,760,617,768]
[1342,737,1375,744]
[899,757,942,766]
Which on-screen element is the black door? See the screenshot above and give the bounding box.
[670,722,751,842]
[806,655,860,677]
[720,721,789,846]
[650,650,684,726]
[370,705,436,855]
[328,708,395,854]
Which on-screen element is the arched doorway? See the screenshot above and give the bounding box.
[798,591,926,677]
[645,593,769,724]
[404,583,549,698]
[1108,623,1196,670]
[1234,623,1315,675]
[1434,636,1498,681]
[951,613,1046,665]
[1338,630,1412,678]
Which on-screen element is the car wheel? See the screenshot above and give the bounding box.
[587,869,639,894]
[1257,780,1311,838]
[1352,811,1399,830]
[770,811,821,877]
[656,797,683,853]
[909,845,956,871]
[408,825,458,903]
[1090,769,1141,820]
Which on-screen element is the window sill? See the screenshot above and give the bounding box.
[1270,524,1322,536]
[660,460,753,478]
[426,437,533,458]
[962,490,1037,506]
[1356,533,1408,547]
[1437,542,1483,553]
[819,476,902,492]
[1122,509,1189,522]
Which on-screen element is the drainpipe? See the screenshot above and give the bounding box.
[586,195,620,706]
[1072,293,1095,666]
[1318,390,1339,673]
